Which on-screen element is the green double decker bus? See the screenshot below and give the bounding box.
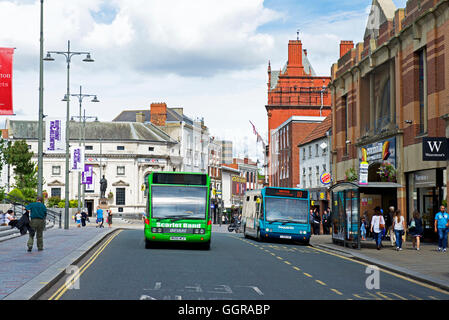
[144,172,212,250]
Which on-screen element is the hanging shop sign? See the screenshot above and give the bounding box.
[359,162,369,185]
[422,137,448,161]
[320,172,332,185]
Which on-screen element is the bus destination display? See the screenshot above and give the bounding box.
[265,188,308,199]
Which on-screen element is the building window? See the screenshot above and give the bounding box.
[315,144,319,157]
[309,146,312,158]
[343,95,349,155]
[85,145,93,151]
[302,148,306,160]
[52,165,61,176]
[116,188,126,205]
[51,188,61,198]
[148,147,154,152]
[417,49,427,134]
[117,166,125,176]
[117,146,125,151]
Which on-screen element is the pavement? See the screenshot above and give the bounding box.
[1,221,448,300]
[310,234,449,292]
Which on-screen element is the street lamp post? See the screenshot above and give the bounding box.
[37,0,44,199]
[44,41,94,229]
[66,86,99,215]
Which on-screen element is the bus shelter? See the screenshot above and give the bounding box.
[330,182,360,249]
[330,181,403,249]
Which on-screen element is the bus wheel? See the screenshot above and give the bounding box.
[257,229,263,242]
[244,226,249,238]
[145,239,153,249]
[201,241,211,250]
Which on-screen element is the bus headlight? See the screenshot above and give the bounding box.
[157,228,163,233]
[199,229,205,234]
[151,228,157,233]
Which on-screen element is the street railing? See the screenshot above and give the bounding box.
[2,194,62,229]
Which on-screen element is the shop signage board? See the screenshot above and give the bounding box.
[320,172,332,185]
[414,169,437,188]
[422,137,448,161]
[359,137,396,168]
[359,162,369,185]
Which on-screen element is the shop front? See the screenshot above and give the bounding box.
[406,168,446,241]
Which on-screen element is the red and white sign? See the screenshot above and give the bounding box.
[0,48,14,115]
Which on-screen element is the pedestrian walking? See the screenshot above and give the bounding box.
[392,209,405,251]
[370,207,385,250]
[96,206,104,228]
[434,205,449,252]
[309,209,314,235]
[360,217,367,240]
[409,210,423,250]
[313,208,321,235]
[387,206,396,247]
[81,210,88,227]
[25,196,47,252]
[107,210,113,228]
[75,211,82,228]
[322,209,329,235]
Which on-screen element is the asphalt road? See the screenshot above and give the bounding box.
[41,230,449,300]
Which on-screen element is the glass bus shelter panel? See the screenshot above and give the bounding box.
[332,191,345,242]
[345,190,360,242]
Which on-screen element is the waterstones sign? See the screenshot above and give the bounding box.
[422,137,448,161]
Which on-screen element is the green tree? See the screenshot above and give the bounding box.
[3,140,38,201]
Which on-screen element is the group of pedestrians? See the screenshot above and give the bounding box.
[365,204,449,252]
[309,208,331,235]
[74,206,113,229]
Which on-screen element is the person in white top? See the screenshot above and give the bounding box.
[371,207,385,250]
[392,209,406,251]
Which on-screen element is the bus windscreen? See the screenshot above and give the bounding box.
[151,186,207,219]
[265,197,308,224]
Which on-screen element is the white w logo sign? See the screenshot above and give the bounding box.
[427,141,443,153]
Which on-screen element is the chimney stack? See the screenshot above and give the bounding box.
[136,112,145,123]
[287,40,304,76]
[340,40,354,58]
[150,102,167,126]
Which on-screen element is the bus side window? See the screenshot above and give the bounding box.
[259,199,264,220]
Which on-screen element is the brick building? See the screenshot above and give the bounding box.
[329,0,449,242]
[266,38,332,186]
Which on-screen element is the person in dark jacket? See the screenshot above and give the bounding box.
[11,210,35,236]
[409,210,423,250]
[313,208,321,235]
[25,197,47,252]
[81,210,88,227]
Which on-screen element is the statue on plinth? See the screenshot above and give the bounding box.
[100,175,107,199]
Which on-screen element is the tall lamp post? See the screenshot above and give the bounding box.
[37,0,45,199]
[65,86,99,215]
[44,41,94,229]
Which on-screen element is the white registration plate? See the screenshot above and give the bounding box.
[170,236,186,241]
[280,235,292,239]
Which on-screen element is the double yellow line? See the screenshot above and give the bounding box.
[48,230,122,300]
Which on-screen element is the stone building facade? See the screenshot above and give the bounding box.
[329,0,449,240]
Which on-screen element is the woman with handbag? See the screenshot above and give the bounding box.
[393,209,405,251]
[371,207,385,250]
[409,210,423,250]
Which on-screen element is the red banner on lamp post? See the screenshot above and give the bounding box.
[0,48,14,115]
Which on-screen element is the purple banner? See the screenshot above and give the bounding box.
[82,165,93,185]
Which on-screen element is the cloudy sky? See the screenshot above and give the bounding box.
[0,0,407,160]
